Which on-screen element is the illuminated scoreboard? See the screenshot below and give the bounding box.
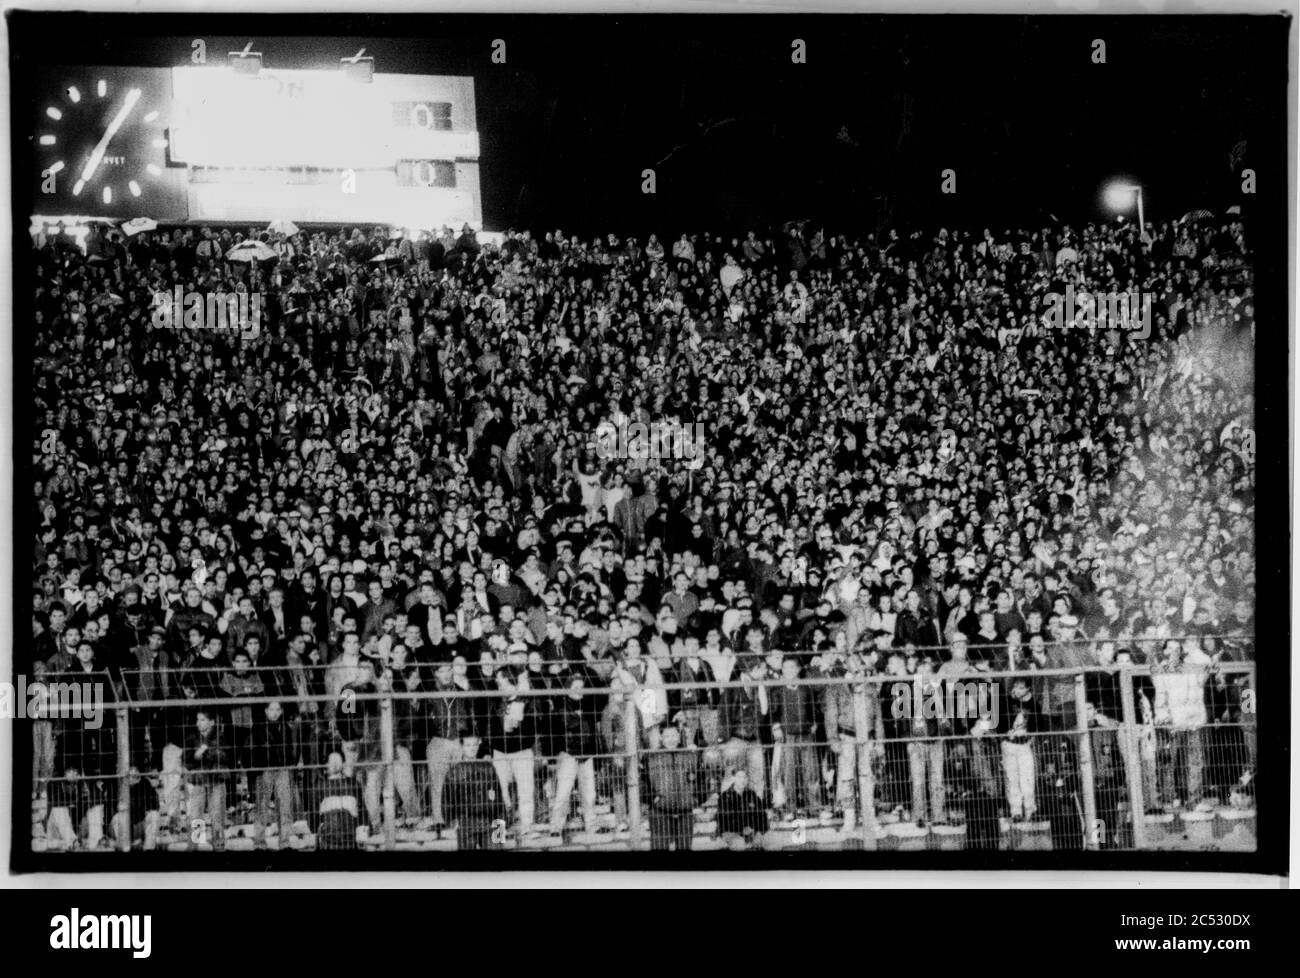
[32,64,483,229]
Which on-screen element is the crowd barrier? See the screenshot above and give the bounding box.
[27,640,1257,854]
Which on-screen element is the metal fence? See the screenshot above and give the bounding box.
[27,642,1257,854]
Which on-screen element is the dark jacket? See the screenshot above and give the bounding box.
[484,677,539,754]
[550,695,602,758]
[769,683,818,739]
[185,723,230,784]
[425,682,475,741]
[718,786,769,836]
[443,759,509,824]
[669,658,720,712]
[995,689,1043,742]
[252,712,299,769]
[718,685,766,742]
[645,749,702,812]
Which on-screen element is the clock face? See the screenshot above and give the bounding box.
[34,67,184,216]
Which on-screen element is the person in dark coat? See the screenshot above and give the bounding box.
[184,708,230,850]
[644,724,701,851]
[1040,738,1085,851]
[718,766,769,850]
[547,667,603,835]
[443,733,508,850]
[252,700,300,848]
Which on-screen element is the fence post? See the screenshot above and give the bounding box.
[624,693,642,850]
[1117,665,1148,849]
[115,705,131,852]
[852,683,877,850]
[379,687,396,851]
[1074,675,1098,850]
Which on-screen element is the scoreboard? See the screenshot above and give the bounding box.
[32,64,483,229]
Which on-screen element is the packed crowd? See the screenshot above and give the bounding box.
[28,212,1257,850]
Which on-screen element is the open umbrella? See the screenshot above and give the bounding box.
[121,217,158,237]
[266,219,300,236]
[1179,208,1216,225]
[226,240,278,263]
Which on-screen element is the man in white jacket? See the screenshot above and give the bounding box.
[1152,640,1210,809]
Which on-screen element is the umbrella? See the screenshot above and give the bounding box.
[121,217,158,237]
[266,219,300,236]
[226,240,277,262]
[1225,205,1242,216]
[1179,208,1216,225]
[370,247,403,264]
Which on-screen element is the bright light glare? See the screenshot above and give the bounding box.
[72,179,84,196]
[1104,182,1139,212]
[102,186,112,204]
[67,86,81,103]
[146,164,162,176]
[39,135,56,146]
[143,110,160,123]
[46,161,65,175]
[46,107,62,120]
[129,180,142,197]
[97,79,107,97]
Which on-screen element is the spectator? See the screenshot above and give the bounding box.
[644,724,700,851]
[1153,639,1210,810]
[424,659,474,829]
[184,708,229,851]
[718,766,769,850]
[547,667,603,836]
[718,656,769,801]
[769,653,821,819]
[251,700,299,849]
[443,733,507,851]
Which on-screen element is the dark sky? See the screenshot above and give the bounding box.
[8,13,1289,237]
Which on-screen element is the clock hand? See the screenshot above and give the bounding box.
[73,87,141,195]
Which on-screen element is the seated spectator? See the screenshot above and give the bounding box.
[718,767,769,850]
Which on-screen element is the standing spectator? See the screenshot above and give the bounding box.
[644,724,700,851]
[996,676,1041,821]
[547,667,602,836]
[486,664,539,836]
[425,659,474,829]
[1153,639,1210,809]
[823,650,886,834]
[251,700,299,849]
[184,708,229,851]
[718,656,769,801]
[907,654,947,825]
[769,654,821,819]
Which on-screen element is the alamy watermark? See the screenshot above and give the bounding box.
[594,418,706,461]
[1,675,105,730]
[1041,285,1153,340]
[152,287,262,338]
[888,679,1000,724]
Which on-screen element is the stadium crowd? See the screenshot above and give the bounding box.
[27,211,1257,850]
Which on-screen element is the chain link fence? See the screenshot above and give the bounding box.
[26,640,1256,854]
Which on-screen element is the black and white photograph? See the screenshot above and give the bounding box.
[1,0,1292,919]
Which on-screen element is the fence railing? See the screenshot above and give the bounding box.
[26,646,1257,854]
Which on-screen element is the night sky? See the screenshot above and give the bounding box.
[8,13,1288,237]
